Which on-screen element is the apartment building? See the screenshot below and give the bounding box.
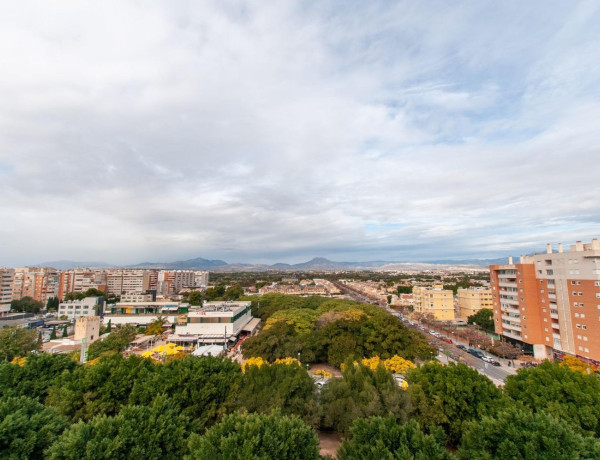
[156,270,196,295]
[10,267,59,305]
[0,269,14,313]
[194,271,209,287]
[58,269,107,300]
[412,285,455,321]
[457,287,493,319]
[106,269,150,295]
[490,239,600,362]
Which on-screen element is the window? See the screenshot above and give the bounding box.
[576,324,581,329]
[581,314,586,319]
[582,325,587,330]
[574,302,579,307]
[572,280,577,285]
[575,313,580,318]
[585,347,590,353]
[595,281,600,287]
[584,336,588,342]
[577,334,582,339]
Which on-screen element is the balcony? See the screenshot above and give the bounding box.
[550,313,559,320]
[552,322,560,330]
[548,293,557,300]
[498,282,518,289]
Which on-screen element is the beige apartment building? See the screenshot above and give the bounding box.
[58,269,107,299]
[412,285,455,321]
[490,239,600,362]
[457,287,493,319]
[10,267,59,305]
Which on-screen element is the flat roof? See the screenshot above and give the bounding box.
[242,317,261,333]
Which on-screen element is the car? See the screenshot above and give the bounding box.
[491,360,501,366]
[456,344,466,350]
[444,338,452,344]
[468,348,485,359]
[481,356,494,363]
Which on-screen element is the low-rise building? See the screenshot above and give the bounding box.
[104,301,189,326]
[58,297,104,320]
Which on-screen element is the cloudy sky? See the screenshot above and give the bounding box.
[1,1,599,266]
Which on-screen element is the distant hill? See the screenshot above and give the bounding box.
[36,260,113,270]
[33,256,504,272]
[130,257,229,270]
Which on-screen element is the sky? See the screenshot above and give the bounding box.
[1,1,599,266]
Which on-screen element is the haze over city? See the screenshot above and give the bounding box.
[1,1,599,266]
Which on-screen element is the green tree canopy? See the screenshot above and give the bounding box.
[0,326,40,362]
[407,362,504,446]
[457,408,600,460]
[0,353,77,400]
[237,362,318,426]
[338,417,452,460]
[46,396,189,460]
[0,396,69,460]
[320,361,410,435]
[86,324,137,360]
[188,291,203,306]
[467,308,494,332]
[187,411,320,460]
[225,285,244,300]
[504,361,600,436]
[10,296,44,314]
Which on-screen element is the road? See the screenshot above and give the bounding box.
[384,307,515,384]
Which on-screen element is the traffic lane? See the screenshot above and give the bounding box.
[394,316,512,382]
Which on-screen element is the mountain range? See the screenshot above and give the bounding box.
[36,256,506,271]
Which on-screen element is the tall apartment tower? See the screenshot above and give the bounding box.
[0,269,14,314]
[10,268,59,305]
[412,285,455,321]
[490,239,600,362]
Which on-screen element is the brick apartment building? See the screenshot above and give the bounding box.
[490,239,600,362]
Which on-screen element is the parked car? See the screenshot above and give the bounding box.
[481,356,494,363]
[468,348,485,359]
[491,360,501,366]
[444,338,452,344]
[456,344,467,350]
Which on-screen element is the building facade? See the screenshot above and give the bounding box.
[175,301,253,337]
[58,297,104,320]
[74,316,101,343]
[412,285,455,321]
[457,287,493,319]
[58,269,107,300]
[490,239,600,362]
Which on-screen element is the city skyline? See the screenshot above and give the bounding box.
[1,1,599,266]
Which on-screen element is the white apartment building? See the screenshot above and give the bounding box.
[106,270,150,295]
[0,269,14,314]
[58,297,104,320]
[194,271,209,287]
[157,270,197,295]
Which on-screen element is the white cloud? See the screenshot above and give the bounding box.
[0,0,599,265]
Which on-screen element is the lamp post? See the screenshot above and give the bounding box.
[297,352,301,365]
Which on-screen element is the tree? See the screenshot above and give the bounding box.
[204,285,226,301]
[188,291,203,306]
[49,327,57,340]
[504,361,600,436]
[61,325,68,338]
[0,327,40,362]
[467,308,494,332]
[320,362,410,435]
[46,297,59,311]
[0,396,69,460]
[338,417,452,460]
[225,285,244,300]
[146,317,166,336]
[237,361,318,426]
[86,324,137,360]
[0,353,77,400]
[489,341,521,359]
[10,296,44,314]
[457,408,600,460]
[46,396,190,460]
[106,319,112,333]
[187,411,320,460]
[407,362,504,446]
